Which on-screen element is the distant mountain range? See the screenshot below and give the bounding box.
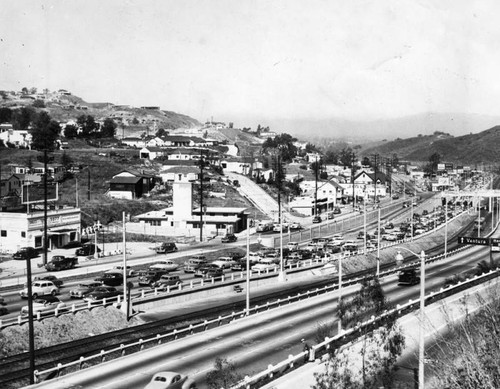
[359,125,500,166]
[267,112,500,143]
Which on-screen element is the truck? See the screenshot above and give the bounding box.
[256,220,274,232]
[398,268,420,285]
[45,255,78,271]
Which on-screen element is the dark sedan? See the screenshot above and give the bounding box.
[95,271,123,286]
[83,286,121,302]
[221,234,237,243]
[12,247,38,260]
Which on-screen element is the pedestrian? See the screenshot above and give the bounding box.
[301,338,310,362]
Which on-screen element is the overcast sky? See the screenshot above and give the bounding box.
[1,0,499,127]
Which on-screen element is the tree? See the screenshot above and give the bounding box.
[101,118,117,138]
[155,128,168,138]
[424,152,441,176]
[60,151,73,169]
[21,87,29,95]
[30,111,60,151]
[12,107,35,131]
[340,147,355,167]
[0,107,12,123]
[205,357,243,389]
[32,99,45,108]
[64,124,78,138]
[77,115,99,138]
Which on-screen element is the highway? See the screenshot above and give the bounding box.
[28,238,494,389]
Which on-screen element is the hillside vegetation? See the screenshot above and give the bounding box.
[361,127,500,165]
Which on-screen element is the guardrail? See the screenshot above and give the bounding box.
[229,266,500,389]
[30,243,472,383]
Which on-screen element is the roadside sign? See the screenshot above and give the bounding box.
[457,236,490,245]
[491,238,500,252]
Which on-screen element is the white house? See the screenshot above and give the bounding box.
[221,158,251,175]
[139,147,168,160]
[0,124,31,148]
[159,166,199,183]
[121,137,145,148]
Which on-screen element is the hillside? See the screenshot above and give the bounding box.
[360,126,500,165]
[0,91,202,131]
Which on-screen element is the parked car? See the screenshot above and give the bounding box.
[150,260,180,272]
[200,267,224,279]
[221,234,237,243]
[84,286,121,302]
[252,263,279,273]
[20,280,59,299]
[333,207,341,214]
[154,242,178,254]
[153,275,183,289]
[211,256,237,269]
[69,282,102,299]
[327,212,334,220]
[12,247,38,260]
[138,269,169,286]
[184,257,208,273]
[45,255,78,271]
[382,233,398,241]
[95,271,123,286]
[34,275,63,287]
[194,264,221,277]
[143,371,196,389]
[112,265,137,277]
[75,244,101,256]
[21,296,66,316]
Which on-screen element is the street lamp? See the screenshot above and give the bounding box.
[246,217,250,315]
[395,248,426,389]
[14,255,36,384]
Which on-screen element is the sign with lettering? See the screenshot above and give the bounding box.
[457,236,490,246]
[22,183,58,204]
[491,238,500,252]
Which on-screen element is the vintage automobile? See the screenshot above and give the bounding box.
[83,286,121,302]
[143,371,196,389]
[221,233,237,243]
[21,296,66,316]
[69,282,102,299]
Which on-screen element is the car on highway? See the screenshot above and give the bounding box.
[150,260,180,272]
[12,247,38,260]
[143,371,196,389]
[289,222,302,230]
[34,275,64,287]
[84,286,121,302]
[382,233,398,241]
[287,241,299,251]
[111,265,137,277]
[272,223,288,232]
[221,233,238,243]
[75,244,101,256]
[21,296,66,316]
[312,215,322,223]
[20,280,59,299]
[231,258,259,271]
[95,271,124,286]
[69,282,102,299]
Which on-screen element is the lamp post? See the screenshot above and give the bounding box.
[246,217,250,315]
[14,254,36,384]
[395,248,426,389]
[337,254,342,333]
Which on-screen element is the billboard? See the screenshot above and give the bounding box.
[437,163,445,171]
[22,183,58,204]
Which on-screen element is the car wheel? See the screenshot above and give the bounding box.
[32,293,38,299]
[51,290,57,296]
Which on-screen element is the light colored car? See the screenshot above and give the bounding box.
[287,241,299,250]
[143,371,196,389]
[112,265,137,277]
[211,256,237,269]
[382,233,398,241]
[183,258,208,273]
[289,222,302,230]
[21,296,66,316]
[150,260,180,272]
[19,281,59,299]
[252,263,279,273]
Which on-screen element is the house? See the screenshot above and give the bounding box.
[139,147,169,160]
[121,137,145,148]
[340,171,387,200]
[107,170,158,199]
[167,148,204,162]
[145,137,165,147]
[129,182,248,239]
[159,166,199,183]
[0,124,31,148]
[220,158,251,175]
[162,136,194,147]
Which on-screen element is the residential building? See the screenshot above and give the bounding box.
[107,170,158,199]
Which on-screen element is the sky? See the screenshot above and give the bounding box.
[1,0,500,128]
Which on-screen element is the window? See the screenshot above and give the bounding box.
[21,231,26,238]
[0,230,6,237]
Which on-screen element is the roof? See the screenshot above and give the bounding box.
[160,166,199,174]
[109,176,142,184]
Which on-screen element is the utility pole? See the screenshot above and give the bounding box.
[314,155,318,216]
[351,152,356,212]
[372,153,379,204]
[199,149,204,242]
[43,149,48,266]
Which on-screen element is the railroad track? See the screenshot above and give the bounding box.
[0,219,476,388]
